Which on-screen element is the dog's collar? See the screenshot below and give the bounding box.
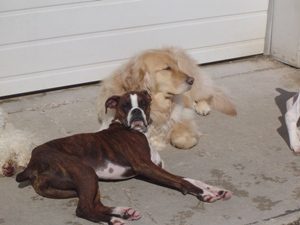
[108,120,124,130]
[112,119,121,124]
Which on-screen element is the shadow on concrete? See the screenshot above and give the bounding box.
[274,88,297,148]
[17,180,31,188]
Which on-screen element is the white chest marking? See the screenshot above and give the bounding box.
[95,162,132,180]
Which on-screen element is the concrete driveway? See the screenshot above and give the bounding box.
[1,56,300,225]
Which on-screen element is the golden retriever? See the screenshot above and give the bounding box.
[97,47,236,150]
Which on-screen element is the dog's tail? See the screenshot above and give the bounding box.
[16,168,31,182]
[211,87,237,116]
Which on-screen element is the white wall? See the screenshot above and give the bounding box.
[0,0,269,96]
[267,0,300,68]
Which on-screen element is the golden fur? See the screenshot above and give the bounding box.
[97,47,236,150]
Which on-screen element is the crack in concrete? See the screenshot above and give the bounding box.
[245,207,300,225]
[122,188,136,206]
[263,208,300,222]
[145,212,159,225]
[244,221,259,225]
[65,221,83,225]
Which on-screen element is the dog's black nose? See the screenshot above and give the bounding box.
[186,77,194,85]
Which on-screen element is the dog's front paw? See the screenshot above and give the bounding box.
[184,178,232,203]
[199,190,232,203]
[193,101,211,116]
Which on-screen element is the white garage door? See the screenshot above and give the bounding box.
[0,0,269,97]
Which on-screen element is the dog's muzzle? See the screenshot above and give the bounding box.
[128,108,148,133]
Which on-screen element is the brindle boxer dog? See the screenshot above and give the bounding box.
[16,90,232,225]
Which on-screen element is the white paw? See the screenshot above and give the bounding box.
[291,142,300,153]
[110,217,126,225]
[184,178,232,203]
[121,208,141,221]
[194,101,211,116]
[289,131,300,153]
[112,207,142,221]
[201,190,232,203]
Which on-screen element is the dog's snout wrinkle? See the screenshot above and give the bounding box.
[131,108,142,116]
[130,108,144,123]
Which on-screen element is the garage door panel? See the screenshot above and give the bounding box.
[0,0,268,45]
[0,0,97,12]
[0,13,267,78]
[0,0,269,96]
[0,39,264,96]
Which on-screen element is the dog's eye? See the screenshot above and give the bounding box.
[139,101,146,109]
[122,103,131,111]
[163,66,171,71]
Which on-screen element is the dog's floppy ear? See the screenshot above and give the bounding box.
[124,66,147,89]
[124,59,155,91]
[105,96,120,113]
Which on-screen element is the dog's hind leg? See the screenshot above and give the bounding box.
[285,92,300,153]
[68,165,140,225]
[31,173,77,199]
[29,165,114,224]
